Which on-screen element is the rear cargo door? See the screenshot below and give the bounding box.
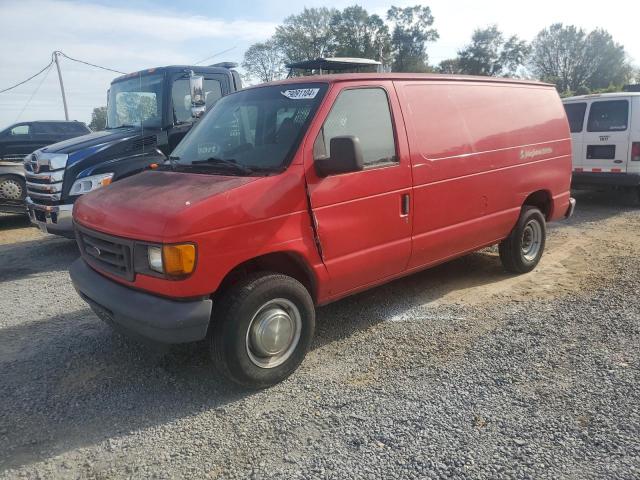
[583,99,631,173]
[563,101,587,170]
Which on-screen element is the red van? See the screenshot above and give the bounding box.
[70,74,574,387]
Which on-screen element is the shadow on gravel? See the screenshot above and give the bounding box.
[0,237,78,282]
[0,213,30,231]
[567,189,639,225]
[0,249,515,472]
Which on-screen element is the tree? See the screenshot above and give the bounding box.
[387,5,439,73]
[450,26,530,77]
[530,23,631,93]
[273,7,338,64]
[88,106,107,131]
[331,6,391,63]
[242,40,287,83]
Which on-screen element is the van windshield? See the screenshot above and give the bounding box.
[170,83,327,175]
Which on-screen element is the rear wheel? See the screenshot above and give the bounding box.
[499,206,546,274]
[209,272,315,388]
[0,175,26,201]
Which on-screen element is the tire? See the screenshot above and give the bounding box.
[209,272,315,388]
[499,206,546,274]
[0,175,26,201]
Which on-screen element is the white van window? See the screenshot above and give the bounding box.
[314,88,397,167]
[587,100,629,132]
[564,103,587,133]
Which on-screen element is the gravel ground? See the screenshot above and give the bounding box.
[0,190,639,479]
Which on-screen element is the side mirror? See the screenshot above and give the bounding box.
[314,136,364,177]
[189,73,206,118]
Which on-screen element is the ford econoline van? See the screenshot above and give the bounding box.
[563,93,640,197]
[70,74,574,387]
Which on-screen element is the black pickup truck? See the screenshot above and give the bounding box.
[25,64,241,236]
[0,121,90,214]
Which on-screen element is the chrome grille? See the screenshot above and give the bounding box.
[24,153,65,204]
[76,225,134,281]
[1,154,27,162]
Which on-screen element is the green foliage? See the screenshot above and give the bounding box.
[88,106,107,131]
[242,40,287,83]
[331,6,391,63]
[273,7,338,64]
[387,5,439,73]
[530,23,632,93]
[439,25,529,77]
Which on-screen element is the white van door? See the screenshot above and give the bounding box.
[563,101,588,170]
[583,98,631,173]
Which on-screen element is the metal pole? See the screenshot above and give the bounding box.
[53,51,69,120]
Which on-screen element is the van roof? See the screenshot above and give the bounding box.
[563,92,640,102]
[248,72,554,89]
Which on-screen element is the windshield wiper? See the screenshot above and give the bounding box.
[107,124,137,130]
[191,157,254,175]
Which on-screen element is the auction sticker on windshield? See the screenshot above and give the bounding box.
[281,88,320,100]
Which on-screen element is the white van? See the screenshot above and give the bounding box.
[563,93,640,195]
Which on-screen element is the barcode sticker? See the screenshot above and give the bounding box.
[281,88,320,100]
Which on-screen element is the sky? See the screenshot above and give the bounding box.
[0,0,638,130]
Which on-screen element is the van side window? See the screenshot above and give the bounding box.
[587,100,629,132]
[564,103,587,133]
[314,88,397,167]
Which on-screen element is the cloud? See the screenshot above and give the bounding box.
[0,0,276,127]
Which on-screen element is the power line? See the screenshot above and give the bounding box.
[0,60,54,94]
[15,62,54,122]
[56,51,127,75]
[194,45,238,65]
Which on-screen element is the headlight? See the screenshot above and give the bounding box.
[147,246,163,273]
[69,172,114,196]
[145,244,196,277]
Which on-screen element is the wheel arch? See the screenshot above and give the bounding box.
[217,250,318,303]
[522,189,553,220]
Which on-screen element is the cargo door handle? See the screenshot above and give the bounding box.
[401,193,410,216]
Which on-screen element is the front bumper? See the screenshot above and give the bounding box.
[0,199,26,214]
[26,197,74,237]
[69,258,213,344]
[572,172,640,188]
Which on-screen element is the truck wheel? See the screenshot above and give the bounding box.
[209,272,315,388]
[499,206,546,274]
[0,175,26,200]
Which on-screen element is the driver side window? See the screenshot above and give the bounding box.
[11,124,30,135]
[313,88,397,167]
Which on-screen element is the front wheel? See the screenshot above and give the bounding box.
[0,175,26,201]
[209,272,315,388]
[499,206,546,274]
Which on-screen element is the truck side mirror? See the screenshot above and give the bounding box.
[314,136,364,177]
[189,74,206,118]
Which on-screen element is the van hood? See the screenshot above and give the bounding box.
[73,170,260,240]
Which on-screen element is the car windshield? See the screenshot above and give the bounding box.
[107,74,164,129]
[170,83,328,175]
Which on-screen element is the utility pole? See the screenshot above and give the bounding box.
[53,51,69,120]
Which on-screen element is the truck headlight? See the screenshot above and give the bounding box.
[69,172,114,196]
[146,244,196,277]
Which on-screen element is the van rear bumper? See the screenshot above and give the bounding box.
[69,259,212,344]
[572,172,640,188]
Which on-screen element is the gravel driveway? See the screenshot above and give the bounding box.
[0,190,639,479]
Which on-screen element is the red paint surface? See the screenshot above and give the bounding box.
[74,74,572,304]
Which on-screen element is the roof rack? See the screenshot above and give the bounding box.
[210,62,239,69]
[286,57,382,77]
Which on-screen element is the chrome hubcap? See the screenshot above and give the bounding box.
[0,179,23,200]
[246,298,301,369]
[521,220,542,262]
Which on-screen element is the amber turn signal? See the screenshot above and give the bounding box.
[162,244,196,276]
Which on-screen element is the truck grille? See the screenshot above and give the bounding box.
[24,154,64,204]
[76,225,135,281]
